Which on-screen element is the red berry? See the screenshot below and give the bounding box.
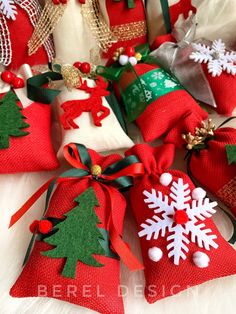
[1,70,15,84]
[174,210,189,225]
[73,61,82,69]
[12,77,25,89]
[38,220,53,234]
[78,0,86,3]
[125,46,135,57]
[52,0,61,4]
[60,0,68,4]
[80,62,91,74]
[29,220,39,234]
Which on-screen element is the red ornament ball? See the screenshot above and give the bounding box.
[80,62,91,74]
[174,210,189,225]
[73,61,82,69]
[29,220,39,234]
[52,0,61,4]
[12,77,25,89]
[1,71,15,84]
[125,46,135,57]
[38,220,53,234]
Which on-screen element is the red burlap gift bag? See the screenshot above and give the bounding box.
[0,91,58,173]
[151,15,236,116]
[100,0,147,59]
[164,113,236,217]
[0,1,53,70]
[118,62,208,142]
[9,143,144,314]
[125,143,236,303]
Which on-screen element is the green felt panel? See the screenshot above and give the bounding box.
[226,144,236,165]
[0,91,29,149]
[42,187,106,278]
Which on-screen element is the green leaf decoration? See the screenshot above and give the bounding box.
[0,91,29,149]
[42,187,106,279]
[226,145,236,165]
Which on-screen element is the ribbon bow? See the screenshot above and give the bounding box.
[150,14,216,108]
[9,143,145,271]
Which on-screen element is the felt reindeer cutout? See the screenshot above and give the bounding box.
[60,76,111,129]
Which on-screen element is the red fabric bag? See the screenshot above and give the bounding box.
[151,33,236,116]
[0,1,53,70]
[101,0,147,59]
[0,91,59,173]
[9,143,144,314]
[117,62,208,142]
[164,113,236,217]
[125,143,236,303]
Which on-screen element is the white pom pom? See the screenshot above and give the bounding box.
[193,251,210,268]
[148,247,163,262]
[119,55,129,66]
[159,173,173,186]
[129,56,138,66]
[192,187,206,200]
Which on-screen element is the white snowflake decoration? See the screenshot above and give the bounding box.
[164,79,177,88]
[189,39,236,77]
[0,0,17,20]
[139,178,218,265]
[151,71,165,80]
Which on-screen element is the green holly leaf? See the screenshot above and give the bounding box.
[226,145,236,165]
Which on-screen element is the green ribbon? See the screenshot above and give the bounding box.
[160,0,172,33]
[123,67,183,121]
[27,72,62,104]
[113,0,135,9]
[23,144,141,265]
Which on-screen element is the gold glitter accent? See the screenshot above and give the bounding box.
[60,65,81,90]
[28,0,66,56]
[91,165,102,176]
[217,177,236,208]
[81,0,117,52]
[135,52,142,61]
[111,21,147,42]
[182,119,216,150]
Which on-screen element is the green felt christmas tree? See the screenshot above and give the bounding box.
[42,187,106,278]
[0,91,29,149]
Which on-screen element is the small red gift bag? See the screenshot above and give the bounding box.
[151,15,236,116]
[0,91,58,173]
[164,113,236,217]
[117,62,207,142]
[100,0,147,59]
[9,143,144,314]
[0,0,53,70]
[125,143,236,303]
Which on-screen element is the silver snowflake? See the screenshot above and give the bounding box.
[139,178,218,265]
[0,0,17,20]
[189,39,236,77]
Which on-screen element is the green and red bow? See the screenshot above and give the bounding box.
[9,143,145,270]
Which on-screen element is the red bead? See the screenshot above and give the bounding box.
[60,0,68,4]
[29,220,39,234]
[38,220,53,234]
[78,0,86,3]
[52,0,61,4]
[174,210,189,225]
[125,46,135,57]
[12,77,25,89]
[80,62,91,74]
[1,70,15,84]
[73,61,82,69]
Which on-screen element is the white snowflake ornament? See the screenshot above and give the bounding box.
[139,178,218,265]
[0,0,17,20]
[189,39,236,77]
